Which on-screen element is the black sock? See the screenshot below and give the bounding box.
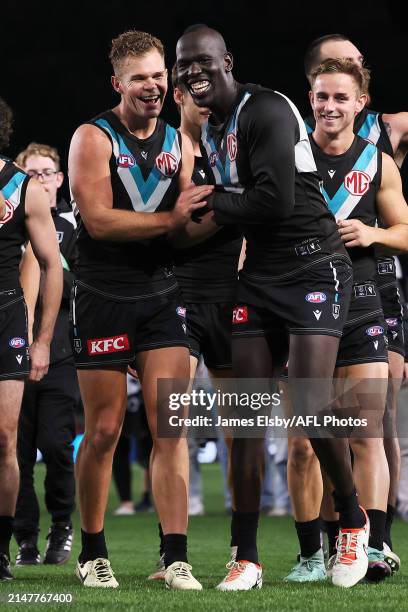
[78,529,108,563]
[163,534,187,567]
[158,523,164,557]
[230,512,238,547]
[384,504,395,550]
[0,516,13,558]
[295,518,321,559]
[333,489,365,529]
[234,511,259,564]
[324,520,340,558]
[143,491,151,504]
[367,509,386,551]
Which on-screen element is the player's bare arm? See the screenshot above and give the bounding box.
[338,153,408,251]
[19,243,41,345]
[24,179,63,381]
[0,192,5,219]
[69,124,212,240]
[382,111,408,166]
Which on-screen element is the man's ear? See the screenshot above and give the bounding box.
[173,86,184,106]
[111,75,122,94]
[356,92,368,114]
[224,52,233,72]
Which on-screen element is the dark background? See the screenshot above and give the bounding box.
[1,0,407,183]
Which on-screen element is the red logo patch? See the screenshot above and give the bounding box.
[344,170,370,196]
[232,306,248,324]
[227,133,237,161]
[0,200,14,225]
[155,152,179,177]
[87,334,130,355]
[117,154,136,168]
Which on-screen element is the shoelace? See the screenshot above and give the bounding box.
[172,562,192,580]
[225,561,246,582]
[47,527,71,548]
[92,558,115,582]
[336,532,358,565]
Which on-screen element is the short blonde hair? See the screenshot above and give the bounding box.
[16,142,60,171]
[110,30,164,75]
[311,58,370,95]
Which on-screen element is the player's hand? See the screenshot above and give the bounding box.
[169,185,214,230]
[337,219,375,248]
[28,340,50,382]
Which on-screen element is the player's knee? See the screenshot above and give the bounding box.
[87,422,122,456]
[349,436,382,457]
[153,436,187,455]
[288,438,315,472]
[0,428,16,461]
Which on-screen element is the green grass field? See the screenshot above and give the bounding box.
[1,462,407,611]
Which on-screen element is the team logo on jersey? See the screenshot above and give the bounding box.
[232,306,248,324]
[74,338,82,353]
[354,283,376,298]
[87,334,130,355]
[117,154,136,168]
[0,200,14,226]
[332,304,340,319]
[9,337,26,349]
[344,170,371,196]
[176,306,186,317]
[227,133,237,161]
[56,231,64,243]
[155,152,179,177]
[377,261,394,274]
[305,292,327,304]
[386,318,398,328]
[209,151,218,167]
[365,326,384,337]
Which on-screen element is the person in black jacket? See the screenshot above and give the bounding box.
[13,143,79,566]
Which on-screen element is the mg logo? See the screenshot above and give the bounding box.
[155,152,179,177]
[227,133,237,161]
[0,200,14,226]
[344,170,371,196]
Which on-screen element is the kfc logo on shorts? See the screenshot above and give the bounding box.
[227,133,237,161]
[0,200,14,226]
[305,292,327,304]
[365,326,384,337]
[117,154,136,168]
[9,337,26,349]
[155,152,179,177]
[386,318,398,328]
[232,306,248,324]
[209,151,218,167]
[344,170,371,196]
[176,306,186,317]
[87,334,130,355]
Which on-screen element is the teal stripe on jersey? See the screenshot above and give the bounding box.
[2,172,26,200]
[357,112,377,140]
[304,120,313,134]
[322,143,377,216]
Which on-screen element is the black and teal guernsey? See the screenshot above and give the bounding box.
[201,84,348,277]
[173,156,242,303]
[310,135,382,283]
[75,111,182,296]
[0,157,29,287]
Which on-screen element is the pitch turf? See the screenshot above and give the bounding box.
[1,463,407,611]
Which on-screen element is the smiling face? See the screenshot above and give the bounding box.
[173,86,211,128]
[111,49,168,119]
[176,29,233,111]
[310,72,367,137]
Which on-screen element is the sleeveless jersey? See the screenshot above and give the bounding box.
[201,84,348,277]
[173,156,242,302]
[74,111,182,296]
[310,135,382,283]
[0,157,29,287]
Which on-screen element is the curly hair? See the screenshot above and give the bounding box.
[15,142,60,171]
[0,96,13,151]
[110,30,164,75]
[310,58,370,95]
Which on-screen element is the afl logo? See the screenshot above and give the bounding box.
[117,154,136,168]
[344,170,371,196]
[155,152,179,177]
[209,151,218,167]
[227,133,237,161]
[9,337,26,349]
[0,200,14,225]
[305,292,327,304]
[366,325,384,337]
